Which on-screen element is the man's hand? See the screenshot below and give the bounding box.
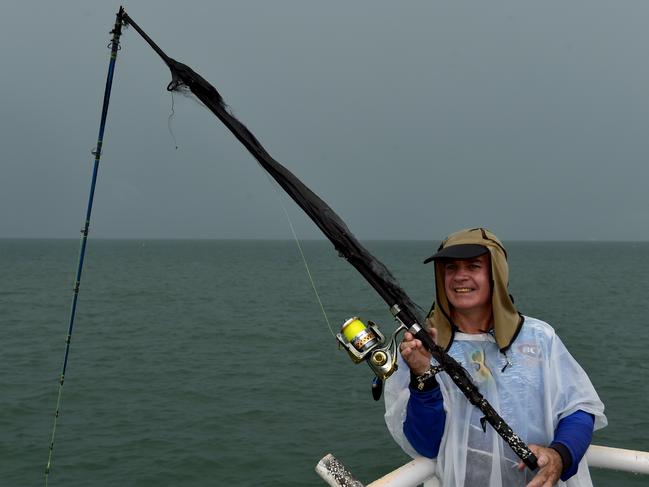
[519,444,563,487]
[399,329,436,375]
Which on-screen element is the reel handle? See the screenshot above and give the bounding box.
[371,377,383,401]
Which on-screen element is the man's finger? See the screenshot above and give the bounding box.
[537,453,548,467]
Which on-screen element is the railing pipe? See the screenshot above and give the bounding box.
[587,444,649,475]
[317,444,649,487]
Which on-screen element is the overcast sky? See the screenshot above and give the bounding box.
[2,1,648,240]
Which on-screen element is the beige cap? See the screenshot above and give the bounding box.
[426,227,523,351]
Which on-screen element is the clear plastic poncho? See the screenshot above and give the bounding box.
[384,316,606,487]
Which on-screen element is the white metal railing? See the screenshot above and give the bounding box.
[316,445,649,487]
[586,444,649,475]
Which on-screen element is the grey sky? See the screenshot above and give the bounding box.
[2,1,648,240]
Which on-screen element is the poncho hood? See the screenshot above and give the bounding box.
[426,228,523,351]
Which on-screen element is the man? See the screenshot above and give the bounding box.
[384,228,606,487]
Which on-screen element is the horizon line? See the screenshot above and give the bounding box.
[2,237,649,243]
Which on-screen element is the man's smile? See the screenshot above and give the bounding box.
[454,287,474,293]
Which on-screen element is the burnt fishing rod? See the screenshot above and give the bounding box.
[120,8,538,471]
[44,8,125,485]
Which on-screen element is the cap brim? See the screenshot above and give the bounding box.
[423,244,488,264]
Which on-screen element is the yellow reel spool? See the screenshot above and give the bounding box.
[341,317,366,341]
[341,317,380,354]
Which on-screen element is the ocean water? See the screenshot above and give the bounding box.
[2,239,648,486]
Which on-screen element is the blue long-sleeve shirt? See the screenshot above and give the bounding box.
[403,381,594,481]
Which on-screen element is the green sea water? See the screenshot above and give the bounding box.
[2,239,648,486]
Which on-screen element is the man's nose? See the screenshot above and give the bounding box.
[453,268,469,280]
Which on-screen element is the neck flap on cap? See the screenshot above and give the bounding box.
[426,227,523,352]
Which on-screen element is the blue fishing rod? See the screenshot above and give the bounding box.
[44,8,125,485]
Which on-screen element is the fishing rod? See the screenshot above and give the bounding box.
[44,8,125,485]
[81,7,536,471]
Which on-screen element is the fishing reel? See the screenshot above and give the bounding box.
[337,317,407,400]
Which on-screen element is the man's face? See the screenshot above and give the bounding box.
[442,254,492,314]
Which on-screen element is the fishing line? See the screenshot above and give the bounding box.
[167,92,179,150]
[264,172,336,338]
